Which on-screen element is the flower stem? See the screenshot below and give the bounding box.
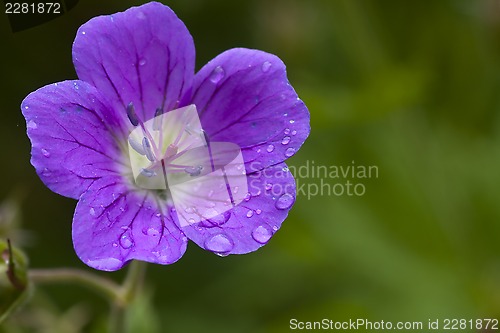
[109,260,147,333]
[29,260,148,333]
[29,268,125,304]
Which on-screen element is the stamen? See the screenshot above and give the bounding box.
[184,165,203,176]
[153,107,163,131]
[140,168,157,178]
[142,137,156,162]
[165,144,178,159]
[126,102,139,126]
[128,137,145,155]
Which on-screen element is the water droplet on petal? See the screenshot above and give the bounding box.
[275,193,295,210]
[289,119,295,124]
[246,210,254,218]
[89,208,96,216]
[139,59,146,66]
[41,149,50,157]
[73,82,79,90]
[284,128,290,135]
[285,147,296,157]
[204,233,233,253]
[146,227,159,237]
[265,183,273,191]
[244,192,251,202]
[266,144,275,153]
[255,209,262,215]
[281,136,291,145]
[291,130,297,136]
[272,225,279,231]
[261,61,272,72]
[81,31,86,35]
[208,211,231,226]
[209,66,225,84]
[252,225,273,244]
[27,120,37,129]
[120,232,134,249]
[233,186,239,194]
[41,168,51,176]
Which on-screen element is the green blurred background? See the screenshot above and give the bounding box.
[2,0,500,332]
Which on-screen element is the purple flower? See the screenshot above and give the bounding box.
[21,2,310,271]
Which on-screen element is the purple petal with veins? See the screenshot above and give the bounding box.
[21,1,310,271]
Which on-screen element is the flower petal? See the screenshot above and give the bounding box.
[72,177,187,271]
[188,48,310,173]
[22,80,124,199]
[177,163,295,255]
[73,2,195,129]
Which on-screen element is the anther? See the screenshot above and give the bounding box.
[142,137,156,162]
[140,168,157,178]
[126,102,139,126]
[153,107,163,131]
[128,137,145,155]
[184,165,203,176]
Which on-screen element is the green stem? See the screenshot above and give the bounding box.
[109,260,147,333]
[29,260,148,333]
[29,268,125,304]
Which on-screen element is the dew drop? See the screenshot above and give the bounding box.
[27,120,37,129]
[233,186,239,194]
[208,211,231,226]
[155,213,161,218]
[73,82,79,90]
[284,128,290,135]
[265,183,273,191]
[89,207,96,216]
[272,225,279,231]
[281,136,291,145]
[275,193,295,210]
[252,225,273,244]
[246,210,254,218]
[209,66,225,84]
[291,130,297,136]
[41,168,51,176]
[120,232,134,249]
[285,147,296,157]
[204,233,233,253]
[289,119,295,124]
[255,209,262,215]
[81,31,86,35]
[139,59,147,66]
[87,258,122,271]
[41,149,50,157]
[266,144,275,153]
[146,227,159,237]
[244,192,251,202]
[261,61,272,72]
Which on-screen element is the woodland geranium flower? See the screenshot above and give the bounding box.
[21,2,310,271]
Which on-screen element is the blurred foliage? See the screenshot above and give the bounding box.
[1,0,500,332]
